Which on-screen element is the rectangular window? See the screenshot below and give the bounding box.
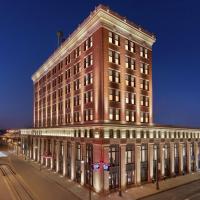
[84,54,93,68]
[140,63,149,75]
[84,90,93,103]
[125,92,135,104]
[84,72,93,86]
[84,36,93,51]
[125,74,135,87]
[74,95,80,106]
[140,112,149,123]
[108,50,120,65]
[108,31,120,46]
[109,108,120,121]
[125,56,135,70]
[109,89,120,102]
[74,62,81,75]
[140,95,149,107]
[74,46,81,58]
[74,79,81,90]
[74,112,81,122]
[125,110,136,122]
[140,47,148,58]
[140,79,149,91]
[65,54,71,65]
[125,40,135,53]
[65,68,71,79]
[108,69,120,83]
[84,109,93,121]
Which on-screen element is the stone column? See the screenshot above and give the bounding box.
[93,144,103,193]
[120,144,126,190]
[135,144,141,185]
[56,141,60,173]
[160,143,164,176]
[81,143,85,185]
[195,142,198,171]
[51,139,54,170]
[148,143,153,180]
[187,142,191,173]
[33,137,36,160]
[63,141,67,176]
[179,143,183,174]
[170,142,175,176]
[37,137,40,162]
[41,138,44,165]
[103,146,109,193]
[71,141,75,180]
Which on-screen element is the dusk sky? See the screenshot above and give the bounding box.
[0,0,200,129]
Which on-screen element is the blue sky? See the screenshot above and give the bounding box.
[0,0,200,129]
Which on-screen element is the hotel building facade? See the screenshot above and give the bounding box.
[21,5,200,193]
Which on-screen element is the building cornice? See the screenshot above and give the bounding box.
[32,6,156,83]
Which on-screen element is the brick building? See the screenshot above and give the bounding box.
[21,5,200,194]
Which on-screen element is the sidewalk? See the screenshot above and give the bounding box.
[12,154,200,200]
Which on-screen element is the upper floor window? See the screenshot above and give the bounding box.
[74,95,80,106]
[84,109,93,121]
[65,68,71,79]
[140,47,148,59]
[65,83,71,94]
[140,63,149,75]
[74,62,81,75]
[84,72,93,86]
[125,40,135,53]
[141,95,149,107]
[125,110,136,122]
[74,46,81,58]
[125,92,135,104]
[74,79,81,91]
[84,36,93,51]
[109,50,120,65]
[125,74,135,87]
[140,79,149,91]
[74,111,81,122]
[125,56,135,70]
[108,31,120,46]
[109,69,120,83]
[84,90,93,103]
[109,108,120,121]
[141,112,149,123]
[65,98,70,109]
[84,54,93,68]
[65,54,71,65]
[109,89,120,102]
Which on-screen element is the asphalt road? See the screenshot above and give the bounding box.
[141,180,200,200]
[0,145,79,200]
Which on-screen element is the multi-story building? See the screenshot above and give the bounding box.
[21,5,200,194]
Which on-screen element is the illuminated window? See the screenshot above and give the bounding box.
[74,112,81,122]
[84,91,93,103]
[109,89,120,102]
[108,50,120,65]
[109,108,120,121]
[125,110,136,122]
[84,72,93,86]
[84,36,93,51]
[140,112,149,123]
[65,68,71,79]
[65,54,71,65]
[125,74,135,87]
[84,54,93,68]
[140,63,149,74]
[140,47,148,58]
[84,109,93,121]
[74,46,81,58]
[108,69,120,83]
[125,40,135,53]
[140,95,149,107]
[74,79,81,90]
[74,62,81,75]
[125,92,135,104]
[74,95,80,106]
[140,79,149,91]
[108,31,120,46]
[65,83,71,94]
[125,56,135,70]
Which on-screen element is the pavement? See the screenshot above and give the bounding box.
[2,146,200,200]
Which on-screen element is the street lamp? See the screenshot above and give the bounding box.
[156,144,160,190]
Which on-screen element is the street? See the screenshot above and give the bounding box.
[0,145,80,200]
[141,180,200,200]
